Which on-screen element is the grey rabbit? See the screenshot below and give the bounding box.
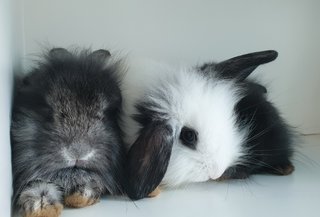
[11,48,125,217]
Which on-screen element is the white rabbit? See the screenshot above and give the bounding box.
[120,51,295,200]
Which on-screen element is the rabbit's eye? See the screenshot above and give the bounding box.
[180,127,198,150]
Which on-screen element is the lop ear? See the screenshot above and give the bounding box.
[125,121,174,200]
[201,50,278,81]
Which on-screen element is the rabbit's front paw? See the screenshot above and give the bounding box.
[18,181,63,217]
[24,204,63,217]
[64,187,100,208]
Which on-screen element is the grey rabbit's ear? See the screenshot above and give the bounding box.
[49,48,72,59]
[90,49,111,60]
[201,50,278,81]
[125,121,174,200]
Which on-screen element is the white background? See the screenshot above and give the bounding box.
[2,1,320,216]
[0,0,13,216]
[18,0,320,134]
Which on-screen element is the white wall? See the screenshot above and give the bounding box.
[21,0,320,134]
[0,0,13,216]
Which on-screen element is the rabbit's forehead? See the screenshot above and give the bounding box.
[170,71,241,127]
[157,68,244,147]
[44,88,113,140]
[46,87,108,113]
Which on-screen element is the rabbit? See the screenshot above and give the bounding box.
[11,48,125,217]
[121,50,295,200]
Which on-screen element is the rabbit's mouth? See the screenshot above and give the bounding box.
[65,159,91,169]
[73,159,87,168]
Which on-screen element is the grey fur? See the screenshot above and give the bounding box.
[11,48,125,214]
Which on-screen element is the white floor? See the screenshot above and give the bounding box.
[57,135,320,217]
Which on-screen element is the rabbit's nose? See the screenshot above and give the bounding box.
[75,159,86,167]
[206,163,224,180]
[68,143,91,158]
[210,168,225,180]
[61,147,96,164]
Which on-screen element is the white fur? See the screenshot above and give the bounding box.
[83,187,94,198]
[120,58,175,146]
[121,57,248,186]
[61,148,74,164]
[81,150,96,161]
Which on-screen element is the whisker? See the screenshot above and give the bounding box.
[293,151,320,167]
[224,182,230,201]
[244,127,272,143]
[243,179,255,197]
[246,108,258,129]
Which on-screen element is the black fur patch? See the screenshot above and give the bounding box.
[200,50,278,81]
[125,121,174,200]
[221,81,294,179]
[125,100,174,200]
[199,50,294,179]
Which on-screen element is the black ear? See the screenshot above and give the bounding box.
[49,48,72,59]
[90,49,111,60]
[125,121,174,200]
[202,50,278,81]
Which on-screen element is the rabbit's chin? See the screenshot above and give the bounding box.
[162,173,210,187]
